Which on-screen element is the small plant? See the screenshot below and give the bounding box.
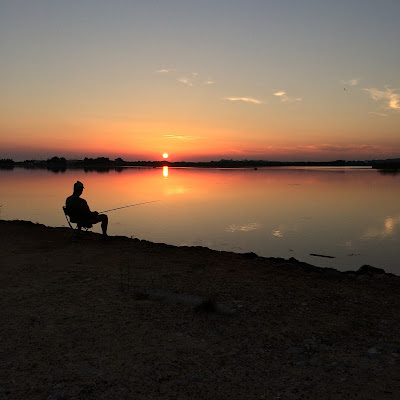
[194,298,217,313]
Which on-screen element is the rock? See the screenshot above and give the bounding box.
[323,270,343,280]
[188,375,203,382]
[356,265,386,275]
[287,347,303,355]
[367,347,379,358]
[368,347,378,354]
[296,361,306,367]
[332,362,347,373]
[303,338,317,347]
[382,356,396,365]
[381,343,400,353]
[242,252,259,259]
[285,389,300,399]
[309,357,323,366]
[47,393,64,400]
[373,274,388,280]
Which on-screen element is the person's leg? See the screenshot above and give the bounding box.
[90,213,108,236]
[99,214,108,236]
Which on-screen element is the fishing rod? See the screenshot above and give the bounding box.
[99,200,160,214]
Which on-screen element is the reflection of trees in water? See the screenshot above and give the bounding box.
[377,169,400,176]
[83,167,110,173]
[373,160,400,175]
[47,166,66,173]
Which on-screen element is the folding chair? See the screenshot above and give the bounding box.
[62,206,92,231]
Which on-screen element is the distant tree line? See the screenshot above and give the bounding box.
[0,159,15,170]
[0,159,15,164]
[2,156,400,171]
[47,156,67,165]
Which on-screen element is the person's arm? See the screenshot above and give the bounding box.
[79,198,91,215]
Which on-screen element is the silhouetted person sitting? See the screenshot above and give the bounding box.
[65,181,108,237]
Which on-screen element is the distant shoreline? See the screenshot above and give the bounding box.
[1,157,400,171]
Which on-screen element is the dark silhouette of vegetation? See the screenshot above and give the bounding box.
[6,156,400,171]
[371,158,400,171]
[0,159,15,170]
[46,156,67,172]
[83,157,111,165]
[0,158,15,164]
[47,156,67,165]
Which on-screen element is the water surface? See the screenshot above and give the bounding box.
[1,166,399,275]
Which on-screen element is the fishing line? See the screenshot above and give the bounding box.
[99,200,160,214]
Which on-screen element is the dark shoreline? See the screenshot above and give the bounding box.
[3,219,399,280]
[2,219,400,399]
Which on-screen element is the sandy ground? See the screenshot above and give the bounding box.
[1,220,399,399]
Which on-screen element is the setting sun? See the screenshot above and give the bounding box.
[163,153,169,159]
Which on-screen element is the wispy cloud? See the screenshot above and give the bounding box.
[177,77,194,86]
[296,144,381,153]
[224,97,263,104]
[368,111,388,117]
[234,143,392,156]
[156,68,214,86]
[273,90,302,103]
[342,78,361,86]
[163,134,205,140]
[177,72,198,87]
[204,79,215,85]
[177,72,214,87]
[155,68,175,73]
[364,86,400,111]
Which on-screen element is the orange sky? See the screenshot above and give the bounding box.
[1,1,399,161]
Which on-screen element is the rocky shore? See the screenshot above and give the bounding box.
[1,220,399,399]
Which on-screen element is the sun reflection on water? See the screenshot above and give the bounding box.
[362,214,400,239]
[163,166,169,178]
[226,222,260,232]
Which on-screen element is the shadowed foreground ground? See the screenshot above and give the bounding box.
[1,220,399,399]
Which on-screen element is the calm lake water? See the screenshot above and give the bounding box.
[1,166,399,275]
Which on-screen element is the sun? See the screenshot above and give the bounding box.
[162,153,169,159]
